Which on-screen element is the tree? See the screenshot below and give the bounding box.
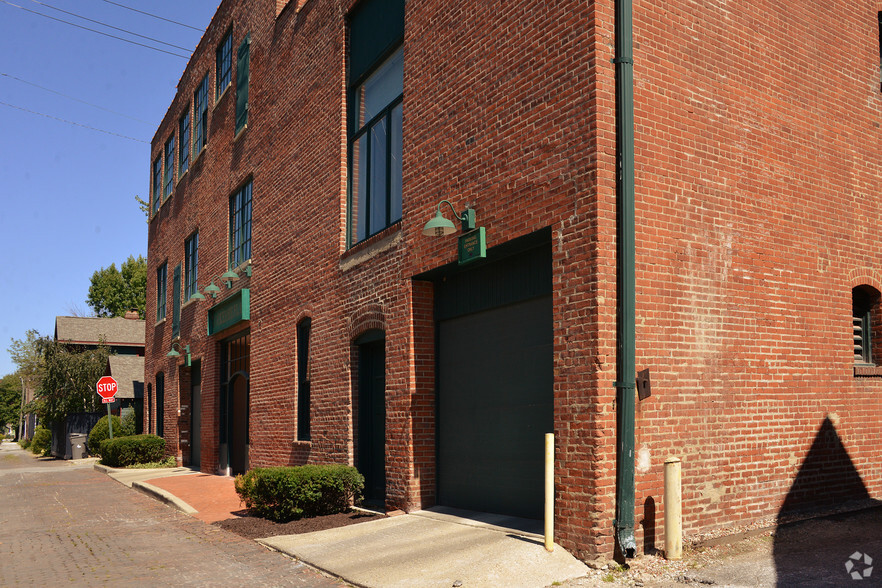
[86,255,147,318]
[37,340,109,424]
[135,195,149,222]
[0,374,22,433]
[8,330,45,387]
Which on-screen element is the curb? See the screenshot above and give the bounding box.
[132,480,198,515]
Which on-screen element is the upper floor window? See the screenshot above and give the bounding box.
[179,107,190,175]
[156,263,167,321]
[854,285,880,365]
[185,232,199,301]
[163,136,175,199]
[229,181,252,268]
[217,30,233,98]
[347,0,404,247]
[194,74,209,154]
[151,156,162,215]
[235,35,251,134]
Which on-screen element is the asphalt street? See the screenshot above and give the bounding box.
[0,441,345,587]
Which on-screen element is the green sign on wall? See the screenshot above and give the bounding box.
[208,288,250,336]
[458,227,486,265]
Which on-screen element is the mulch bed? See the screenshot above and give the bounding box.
[213,510,384,540]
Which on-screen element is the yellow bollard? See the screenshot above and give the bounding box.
[544,433,554,552]
[664,457,682,560]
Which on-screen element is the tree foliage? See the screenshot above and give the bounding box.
[0,374,22,432]
[37,340,110,424]
[86,255,147,318]
[8,330,45,385]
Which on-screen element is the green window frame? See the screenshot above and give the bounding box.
[194,74,209,154]
[172,264,181,338]
[229,181,252,268]
[347,0,405,247]
[179,107,190,174]
[185,232,199,300]
[156,263,167,321]
[163,136,175,199]
[217,30,233,98]
[235,34,250,134]
[152,156,162,215]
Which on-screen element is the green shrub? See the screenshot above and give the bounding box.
[88,415,135,455]
[18,438,31,450]
[99,434,165,467]
[30,426,51,456]
[234,464,364,522]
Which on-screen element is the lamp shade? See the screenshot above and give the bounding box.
[204,281,221,297]
[166,347,180,358]
[422,210,457,237]
[221,269,240,281]
[189,291,206,301]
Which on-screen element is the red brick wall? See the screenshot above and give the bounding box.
[146,0,882,559]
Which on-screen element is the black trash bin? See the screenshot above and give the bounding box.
[69,433,88,459]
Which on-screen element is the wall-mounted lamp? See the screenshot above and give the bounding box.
[188,265,250,302]
[422,200,476,237]
[166,342,191,366]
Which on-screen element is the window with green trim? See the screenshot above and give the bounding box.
[164,136,175,199]
[194,74,209,154]
[229,181,252,268]
[152,156,162,215]
[217,30,232,98]
[235,34,250,134]
[156,263,167,321]
[185,232,199,301]
[347,0,404,247]
[179,107,190,175]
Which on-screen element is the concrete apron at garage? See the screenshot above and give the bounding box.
[259,506,588,588]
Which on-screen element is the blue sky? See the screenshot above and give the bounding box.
[0,0,219,376]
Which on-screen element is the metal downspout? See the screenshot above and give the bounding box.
[613,0,637,558]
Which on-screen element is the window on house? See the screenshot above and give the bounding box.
[229,181,252,268]
[235,34,250,134]
[217,30,233,98]
[194,74,209,154]
[152,156,162,215]
[297,317,311,441]
[347,0,404,247]
[185,232,199,300]
[156,263,167,320]
[854,285,880,365]
[179,107,190,175]
[164,136,175,199]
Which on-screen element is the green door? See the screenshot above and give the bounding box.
[357,336,386,505]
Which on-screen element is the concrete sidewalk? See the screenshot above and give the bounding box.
[94,463,588,587]
[260,507,589,588]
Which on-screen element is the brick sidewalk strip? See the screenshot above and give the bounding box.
[0,449,346,587]
[144,473,246,523]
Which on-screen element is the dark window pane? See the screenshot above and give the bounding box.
[179,109,190,174]
[369,118,388,233]
[152,157,162,214]
[164,136,175,198]
[217,31,232,97]
[390,103,402,223]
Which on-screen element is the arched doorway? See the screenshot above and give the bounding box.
[356,330,385,505]
[220,331,250,475]
[229,372,249,475]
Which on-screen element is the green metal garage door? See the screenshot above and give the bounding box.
[435,234,552,520]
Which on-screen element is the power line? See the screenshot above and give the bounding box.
[27,0,191,52]
[98,0,203,32]
[0,0,190,59]
[1,72,152,124]
[0,100,148,143]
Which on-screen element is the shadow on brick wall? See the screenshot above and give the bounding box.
[773,416,881,585]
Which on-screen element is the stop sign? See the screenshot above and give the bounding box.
[96,376,118,401]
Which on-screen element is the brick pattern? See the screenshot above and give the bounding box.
[146,0,882,559]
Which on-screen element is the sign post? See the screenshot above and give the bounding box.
[96,376,118,439]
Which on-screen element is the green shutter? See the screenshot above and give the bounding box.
[236,35,250,133]
[349,0,404,85]
[172,264,181,337]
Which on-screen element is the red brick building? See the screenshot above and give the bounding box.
[146,0,882,558]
